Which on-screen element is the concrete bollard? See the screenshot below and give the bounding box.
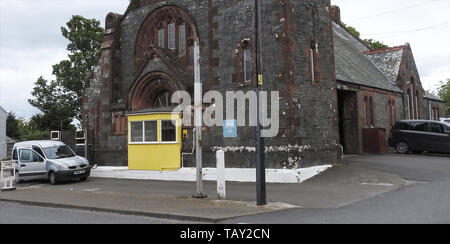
[216,150,226,199]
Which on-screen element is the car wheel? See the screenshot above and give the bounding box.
[80,177,88,181]
[48,171,58,185]
[14,171,22,184]
[396,141,410,154]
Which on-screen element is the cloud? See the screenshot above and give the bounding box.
[0,0,128,118]
[0,47,68,118]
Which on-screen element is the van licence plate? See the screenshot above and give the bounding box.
[74,170,85,175]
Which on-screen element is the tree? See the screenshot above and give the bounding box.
[6,112,21,140]
[28,76,76,130]
[29,15,104,127]
[438,79,450,116]
[52,15,104,122]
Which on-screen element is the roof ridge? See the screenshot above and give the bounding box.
[364,45,405,55]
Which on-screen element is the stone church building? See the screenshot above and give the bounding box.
[82,0,445,169]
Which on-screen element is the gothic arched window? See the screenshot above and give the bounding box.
[153,17,192,55]
[153,90,174,108]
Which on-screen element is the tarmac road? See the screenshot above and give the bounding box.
[220,154,450,224]
[0,201,202,224]
[1,153,448,224]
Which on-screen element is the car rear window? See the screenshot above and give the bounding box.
[393,122,410,130]
[429,123,445,133]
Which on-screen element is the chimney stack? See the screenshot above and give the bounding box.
[328,5,341,23]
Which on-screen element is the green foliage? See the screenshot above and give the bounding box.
[5,112,54,141]
[364,39,389,50]
[340,22,389,50]
[52,15,104,122]
[28,76,76,130]
[438,79,450,116]
[6,112,21,140]
[340,22,360,37]
[29,15,104,128]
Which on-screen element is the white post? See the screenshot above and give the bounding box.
[216,150,226,200]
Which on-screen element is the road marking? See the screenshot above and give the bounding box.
[83,188,101,192]
[20,184,46,189]
[359,183,395,187]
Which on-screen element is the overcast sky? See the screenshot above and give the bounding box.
[0,0,449,119]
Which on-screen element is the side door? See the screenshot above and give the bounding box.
[17,148,46,179]
[409,122,430,150]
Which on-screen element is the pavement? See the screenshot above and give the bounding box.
[221,153,450,224]
[0,154,416,223]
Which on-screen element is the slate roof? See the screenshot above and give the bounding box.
[333,22,403,93]
[423,90,444,102]
[364,46,404,83]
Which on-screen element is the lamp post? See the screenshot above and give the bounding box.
[254,0,266,206]
[193,38,207,198]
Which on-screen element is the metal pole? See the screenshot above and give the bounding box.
[255,0,266,206]
[194,39,206,198]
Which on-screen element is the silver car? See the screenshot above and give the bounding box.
[11,140,91,185]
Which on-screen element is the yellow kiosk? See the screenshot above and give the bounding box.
[127,109,182,171]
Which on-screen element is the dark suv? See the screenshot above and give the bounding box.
[389,120,450,154]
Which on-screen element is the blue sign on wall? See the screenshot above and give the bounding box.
[223,120,237,138]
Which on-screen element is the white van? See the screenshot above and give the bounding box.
[12,140,90,185]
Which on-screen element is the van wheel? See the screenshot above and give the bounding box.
[14,171,22,184]
[49,172,58,185]
[396,141,410,154]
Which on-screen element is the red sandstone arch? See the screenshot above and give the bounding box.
[129,71,185,111]
[134,5,199,75]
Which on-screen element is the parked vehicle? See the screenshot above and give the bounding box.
[389,120,450,154]
[440,118,450,124]
[11,140,90,185]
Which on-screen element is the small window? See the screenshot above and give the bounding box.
[12,148,18,160]
[429,123,444,134]
[244,48,252,82]
[393,122,409,131]
[158,28,165,48]
[32,146,45,158]
[144,121,157,142]
[413,122,427,132]
[168,21,175,50]
[179,24,186,53]
[19,149,42,163]
[161,120,177,142]
[445,125,450,133]
[130,122,144,142]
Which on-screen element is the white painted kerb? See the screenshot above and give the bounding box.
[91,165,332,184]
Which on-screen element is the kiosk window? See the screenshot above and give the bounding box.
[130,122,144,142]
[144,121,157,142]
[161,120,177,142]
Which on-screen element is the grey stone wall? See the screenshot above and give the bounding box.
[86,0,342,168]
